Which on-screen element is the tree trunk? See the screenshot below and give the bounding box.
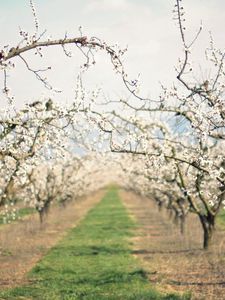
[173,210,179,226]
[203,226,213,249]
[39,210,44,224]
[157,201,163,212]
[179,215,186,235]
[199,214,215,249]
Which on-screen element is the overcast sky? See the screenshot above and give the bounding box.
[1,0,225,108]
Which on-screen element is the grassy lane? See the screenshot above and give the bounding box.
[0,187,190,300]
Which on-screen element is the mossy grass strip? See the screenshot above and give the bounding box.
[0,187,190,300]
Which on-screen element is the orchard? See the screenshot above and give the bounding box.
[0,1,224,299]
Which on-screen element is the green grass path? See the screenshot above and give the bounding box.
[0,187,190,300]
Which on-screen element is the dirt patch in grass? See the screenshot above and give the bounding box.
[120,190,225,300]
[0,189,105,291]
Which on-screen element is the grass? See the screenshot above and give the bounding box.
[0,207,36,225]
[217,209,225,228]
[0,187,190,300]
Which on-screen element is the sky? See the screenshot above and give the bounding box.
[0,0,225,108]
